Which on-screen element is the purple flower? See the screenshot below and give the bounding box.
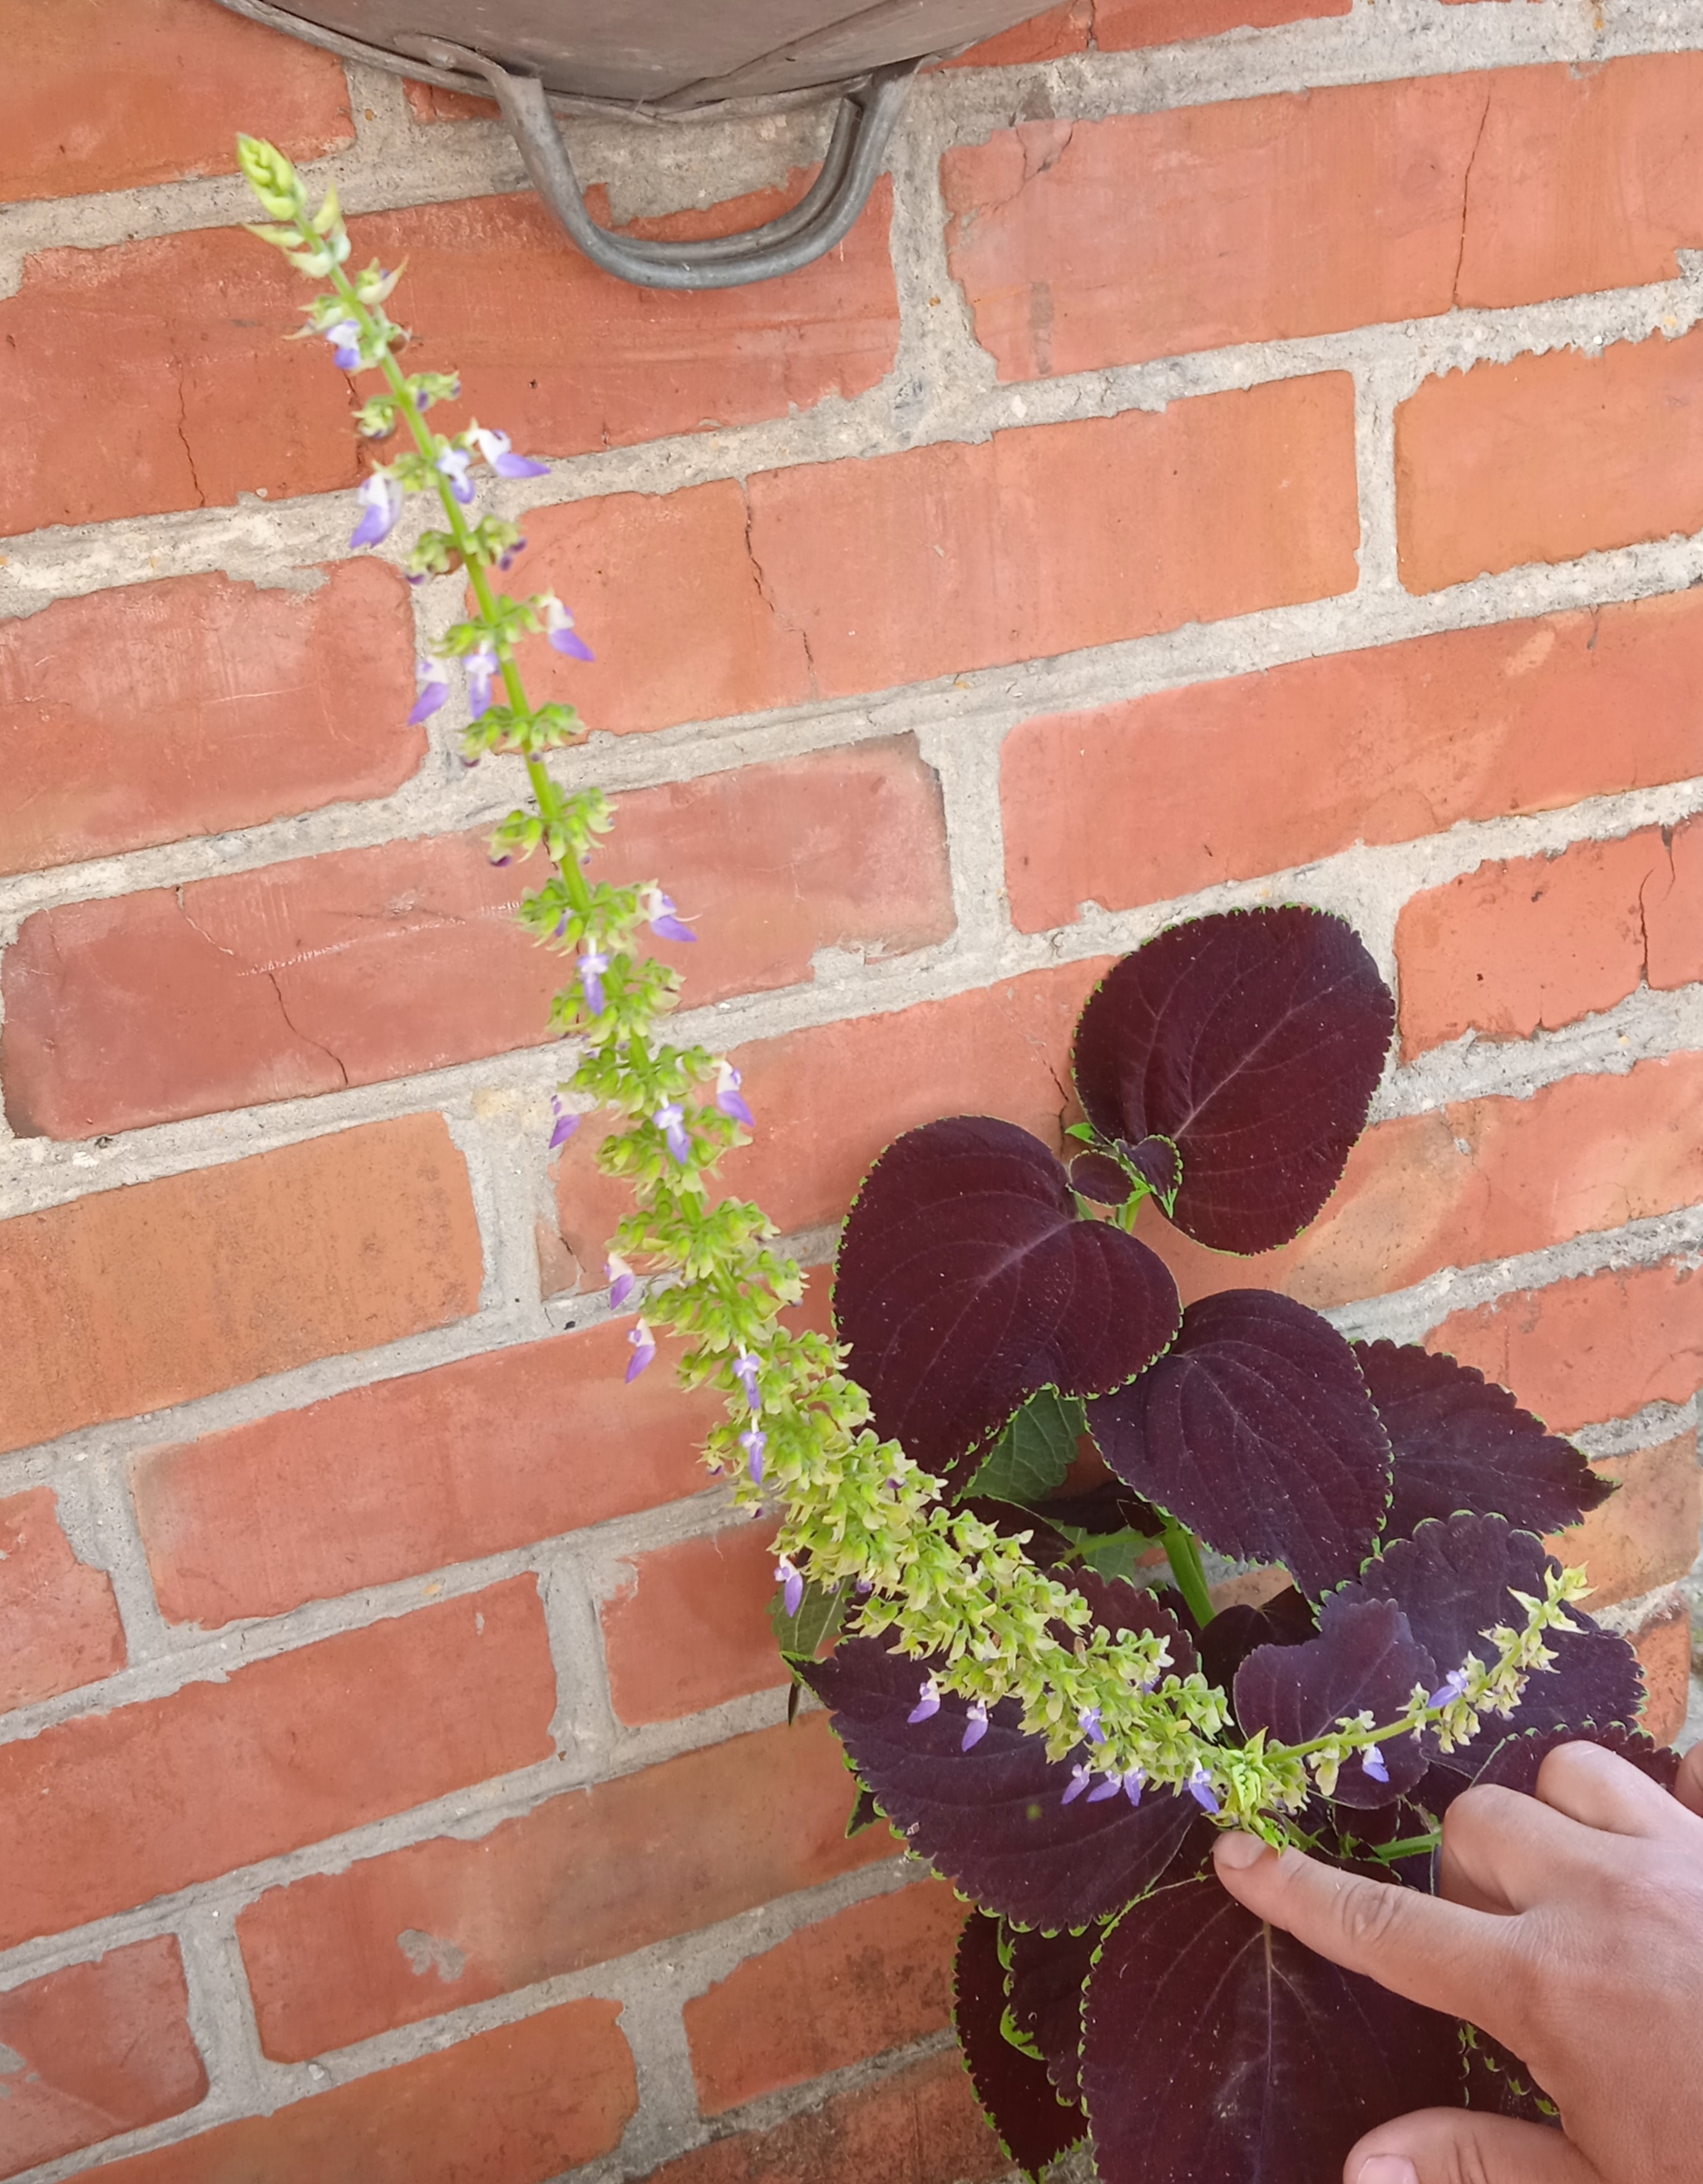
[471,426,550,479]
[655,1102,690,1164]
[961,1700,989,1752]
[639,885,696,944]
[465,644,499,720]
[1077,1705,1104,1747]
[1361,1744,1390,1786]
[907,1677,940,1723]
[715,1060,754,1128]
[1187,1763,1222,1817]
[1123,1767,1146,1807]
[548,1097,579,1151]
[579,949,610,1017]
[323,317,362,370]
[539,593,595,662]
[407,656,449,724]
[349,471,401,548]
[1061,1764,1092,1807]
[776,1555,804,1620]
[625,1317,656,1383]
[1087,1771,1123,1802]
[436,446,475,505]
[606,1252,637,1309]
[1429,1668,1471,1710]
[733,1350,762,1411]
[855,1575,872,1595]
[740,1427,767,1485]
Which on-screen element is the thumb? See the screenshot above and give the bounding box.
[1346,2109,1602,2184]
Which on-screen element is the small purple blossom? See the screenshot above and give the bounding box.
[855,1576,872,1595]
[625,1317,656,1383]
[466,644,498,721]
[733,1351,762,1410]
[579,949,610,1018]
[547,1097,579,1151]
[740,1427,767,1485]
[1077,1705,1104,1747]
[436,446,475,505]
[539,593,595,662]
[1361,1744,1390,1786]
[961,1700,989,1753]
[1429,1668,1471,1710]
[1187,1763,1222,1817]
[1123,1767,1146,1807]
[349,471,401,549]
[1087,1772,1123,1803]
[639,885,696,944]
[407,656,449,725]
[907,1678,940,1724]
[715,1060,754,1129]
[471,426,549,479]
[655,1102,690,1164]
[605,1252,636,1309]
[323,317,362,370]
[1061,1764,1092,1807]
[776,1555,804,1620]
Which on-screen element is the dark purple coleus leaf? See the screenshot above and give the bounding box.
[1088,1290,1392,1598]
[1463,2024,1560,2128]
[955,1910,1084,2179]
[1235,1592,1434,1808]
[1343,1513,1643,1754]
[1467,1720,1680,1799]
[1354,1340,1611,1541]
[1005,1920,1103,2106]
[1071,906,1394,1254]
[1069,1150,1132,1205]
[1195,1584,1317,1696]
[1029,1476,1166,1540]
[1123,1133,1182,1205]
[1080,1873,1464,2183]
[801,1634,1209,1930]
[834,1116,1182,1486]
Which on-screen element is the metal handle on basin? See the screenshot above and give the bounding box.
[405,35,917,288]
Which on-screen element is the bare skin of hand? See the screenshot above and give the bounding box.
[1212,1739,1703,2184]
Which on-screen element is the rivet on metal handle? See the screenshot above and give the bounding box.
[404,36,918,289]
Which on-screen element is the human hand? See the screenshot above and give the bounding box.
[1212,1739,1703,2182]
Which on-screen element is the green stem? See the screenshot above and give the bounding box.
[1162,1520,1214,1629]
[1366,1829,1442,1863]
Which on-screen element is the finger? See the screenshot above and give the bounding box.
[1678,1741,1703,1820]
[1346,2108,1601,2184]
[1213,1833,1524,2027]
[1436,1783,1607,1916]
[1535,1738,1700,1842]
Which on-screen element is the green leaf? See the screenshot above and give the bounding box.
[968,1388,1085,1505]
[769,1576,850,1660]
[1053,1525,1157,1586]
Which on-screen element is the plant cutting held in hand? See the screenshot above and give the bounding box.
[236,135,1667,2184]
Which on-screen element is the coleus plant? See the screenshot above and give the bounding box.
[233,138,1671,2184]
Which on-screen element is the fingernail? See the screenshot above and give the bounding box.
[1355,2159,1419,2184]
[1213,1829,1269,1871]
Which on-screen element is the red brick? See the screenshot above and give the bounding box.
[648,2053,1005,2184]
[2,740,952,1140]
[1631,1603,1692,1746]
[951,0,1346,66]
[1394,829,1668,1057]
[1430,1261,1703,1436]
[1143,1053,1703,1319]
[88,1999,634,2184]
[0,0,351,203]
[0,1936,205,2178]
[1000,592,1703,934]
[0,1487,126,1709]
[555,959,1110,1268]
[1643,816,1703,993]
[948,59,1703,381]
[603,1522,787,1726]
[0,185,895,536]
[0,1580,553,1952]
[0,564,421,878]
[1397,327,1703,593]
[1547,1432,1702,1613]
[133,1323,719,1629]
[0,1116,483,1457]
[239,1713,895,2062]
[512,377,1355,732]
[685,1881,965,2116]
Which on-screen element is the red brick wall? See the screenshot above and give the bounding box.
[2,1,1701,2177]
